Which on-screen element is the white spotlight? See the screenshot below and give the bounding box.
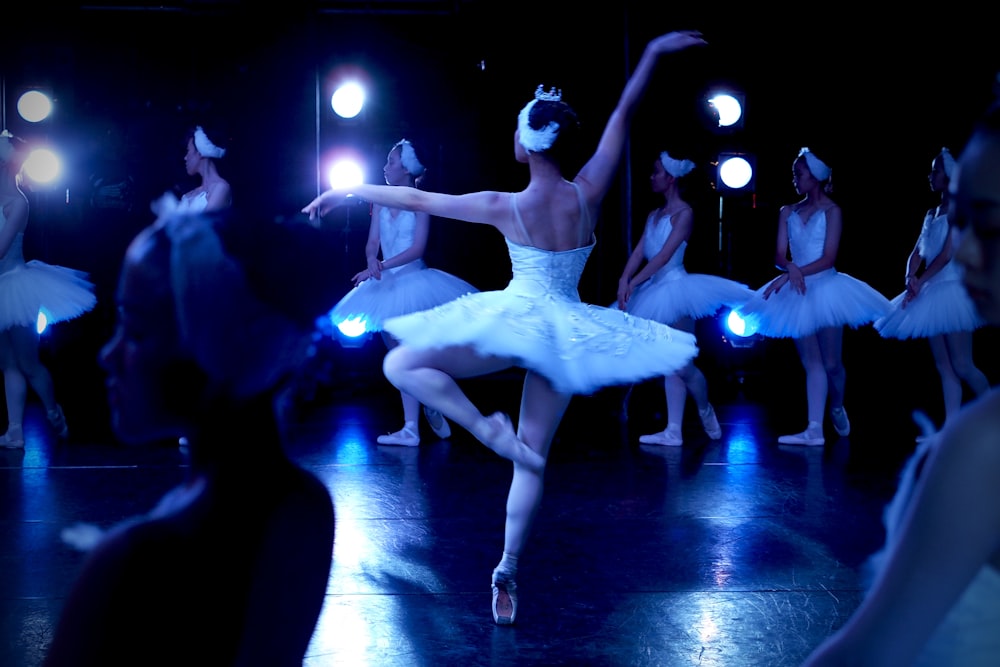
[709,93,743,128]
[331,82,365,120]
[17,90,54,123]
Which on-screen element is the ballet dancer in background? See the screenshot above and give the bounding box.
[738,147,891,447]
[305,30,706,626]
[324,138,478,446]
[801,93,1000,667]
[616,150,752,446]
[178,124,232,214]
[874,147,990,439]
[0,130,97,449]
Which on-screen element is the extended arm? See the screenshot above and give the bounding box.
[575,30,706,203]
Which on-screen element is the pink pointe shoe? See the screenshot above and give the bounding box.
[778,422,825,447]
[491,568,518,625]
[423,406,451,439]
[376,425,420,447]
[484,413,545,474]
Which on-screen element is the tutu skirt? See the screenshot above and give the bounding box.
[383,289,700,396]
[738,268,891,338]
[327,260,478,333]
[617,268,753,324]
[0,260,97,331]
[874,277,984,339]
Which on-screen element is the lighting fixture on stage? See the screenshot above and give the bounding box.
[22,147,62,187]
[17,89,53,123]
[716,152,756,195]
[332,316,371,349]
[708,91,745,130]
[331,80,365,120]
[721,308,761,348]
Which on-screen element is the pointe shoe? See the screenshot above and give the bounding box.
[484,413,545,473]
[376,426,420,447]
[778,423,825,447]
[699,404,722,440]
[491,568,518,625]
[639,427,683,446]
[47,405,69,439]
[0,425,24,450]
[423,406,451,439]
[830,407,851,437]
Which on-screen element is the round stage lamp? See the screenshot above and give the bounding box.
[331,82,365,120]
[717,154,755,193]
[22,148,62,185]
[17,90,53,123]
[709,93,743,128]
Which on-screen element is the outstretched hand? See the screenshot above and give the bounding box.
[302,190,353,223]
[646,30,707,56]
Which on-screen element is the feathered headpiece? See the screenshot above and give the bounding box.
[394,139,425,177]
[517,85,562,153]
[193,126,226,159]
[798,147,831,181]
[659,151,696,178]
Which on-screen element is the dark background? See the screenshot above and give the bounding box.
[3,2,998,440]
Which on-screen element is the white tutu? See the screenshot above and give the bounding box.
[0,260,97,331]
[617,267,753,324]
[738,268,892,338]
[327,259,478,332]
[384,240,699,396]
[875,278,984,339]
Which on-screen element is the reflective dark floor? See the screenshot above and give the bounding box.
[2,326,997,666]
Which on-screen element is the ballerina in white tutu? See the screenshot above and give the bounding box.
[0,131,97,449]
[802,95,1000,667]
[616,150,752,446]
[324,139,478,446]
[738,147,891,446]
[178,124,232,214]
[305,30,706,626]
[873,147,990,438]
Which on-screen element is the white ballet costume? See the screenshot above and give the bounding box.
[383,184,700,396]
[0,201,97,332]
[618,211,753,323]
[326,208,479,333]
[873,211,984,339]
[738,208,891,338]
[865,434,1000,666]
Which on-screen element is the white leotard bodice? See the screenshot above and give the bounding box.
[0,204,25,275]
[788,208,829,266]
[378,208,424,274]
[643,211,686,272]
[177,191,209,215]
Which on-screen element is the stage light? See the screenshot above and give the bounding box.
[716,152,755,194]
[37,311,49,335]
[17,90,53,123]
[722,308,761,348]
[22,147,62,186]
[333,316,371,349]
[328,158,364,190]
[709,93,743,128]
[331,81,365,120]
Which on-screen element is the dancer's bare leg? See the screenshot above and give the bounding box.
[794,333,827,426]
[383,344,545,471]
[944,330,991,402]
[929,334,964,422]
[817,325,846,411]
[381,334,420,427]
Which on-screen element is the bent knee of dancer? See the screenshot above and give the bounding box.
[381,347,410,387]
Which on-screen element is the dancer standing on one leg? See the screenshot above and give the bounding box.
[304,30,707,625]
[616,150,752,446]
[738,147,891,446]
[0,130,97,450]
[323,139,477,446]
[874,147,990,440]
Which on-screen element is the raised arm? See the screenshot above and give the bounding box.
[575,30,706,202]
[304,185,515,234]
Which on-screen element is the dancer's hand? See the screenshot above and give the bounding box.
[302,190,351,222]
[645,30,707,56]
[617,278,633,309]
[786,264,806,294]
[763,274,787,299]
